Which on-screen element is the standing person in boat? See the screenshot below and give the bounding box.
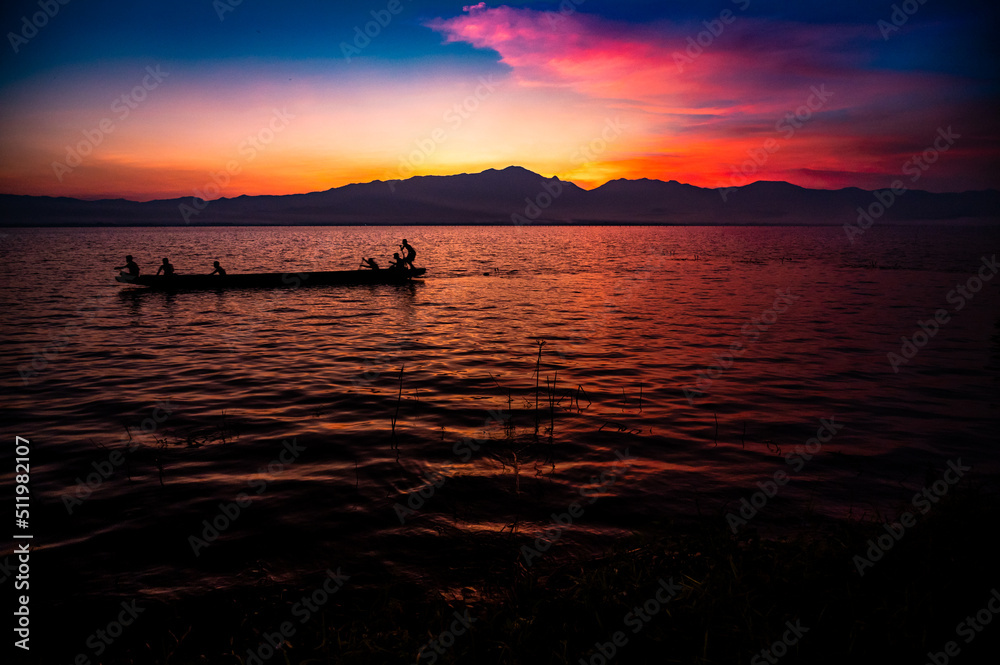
[360,257,380,270]
[156,257,175,276]
[114,255,140,276]
[400,239,416,269]
[209,261,226,276]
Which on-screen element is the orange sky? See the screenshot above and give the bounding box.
[0,4,996,200]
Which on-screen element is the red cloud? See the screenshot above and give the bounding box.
[428,6,933,116]
[427,5,995,190]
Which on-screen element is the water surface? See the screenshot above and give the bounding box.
[1,225,998,601]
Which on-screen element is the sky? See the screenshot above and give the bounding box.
[0,0,997,201]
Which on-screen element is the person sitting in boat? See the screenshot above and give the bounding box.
[400,239,416,268]
[389,253,407,271]
[114,255,140,276]
[210,261,226,276]
[360,257,380,270]
[156,257,175,276]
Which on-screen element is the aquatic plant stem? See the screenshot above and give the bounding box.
[391,364,404,448]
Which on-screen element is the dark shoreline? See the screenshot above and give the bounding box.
[25,485,1000,665]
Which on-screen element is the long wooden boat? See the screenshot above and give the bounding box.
[115,267,426,290]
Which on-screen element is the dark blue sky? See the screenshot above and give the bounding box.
[3,0,996,82]
[1,1,997,198]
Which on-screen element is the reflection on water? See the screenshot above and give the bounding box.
[1,225,998,600]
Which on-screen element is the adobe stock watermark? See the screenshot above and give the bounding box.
[387,75,501,192]
[241,568,350,665]
[411,610,477,665]
[726,417,843,534]
[578,578,683,665]
[550,250,676,358]
[67,600,145,664]
[718,85,833,202]
[341,0,413,62]
[750,620,810,664]
[672,0,751,73]
[510,177,567,226]
[213,0,246,21]
[188,438,306,556]
[844,126,959,243]
[521,448,635,567]
[15,287,172,384]
[569,117,627,167]
[393,403,512,524]
[510,117,626,225]
[178,107,294,223]
[393,469,447,524]
[546,0,586,28]
[887,254,997,373]
[16,294,104,385]
[925,588,1000,665]
[878,0,930,41]
[684,287,799,404]
[314,341,410,414]
[348,341,408,389]
[0,555,17,585]
[51,65,169,182]
[451,407,510,462]
[225,318,263,356]
[61,402,177,514]
[853,458,970,576]
[7,0,71,54]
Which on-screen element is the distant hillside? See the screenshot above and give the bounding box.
[1,166,997,226]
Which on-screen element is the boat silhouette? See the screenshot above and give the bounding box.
[115,267,426,290]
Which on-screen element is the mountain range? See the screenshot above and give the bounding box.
[1,166,997,226]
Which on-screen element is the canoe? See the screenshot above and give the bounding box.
[115,268,426,290]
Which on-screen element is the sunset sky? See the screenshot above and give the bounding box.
[0,0,997,200]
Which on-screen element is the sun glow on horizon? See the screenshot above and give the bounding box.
[0,4,996,199]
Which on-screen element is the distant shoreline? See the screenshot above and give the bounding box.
[4,220,999,229]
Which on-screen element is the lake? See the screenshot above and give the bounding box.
[1,224,998,614]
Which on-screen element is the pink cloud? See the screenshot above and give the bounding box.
[427,6,934,117]
[425,5,994,190]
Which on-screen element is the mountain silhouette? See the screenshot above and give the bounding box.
[1,166,996,226]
